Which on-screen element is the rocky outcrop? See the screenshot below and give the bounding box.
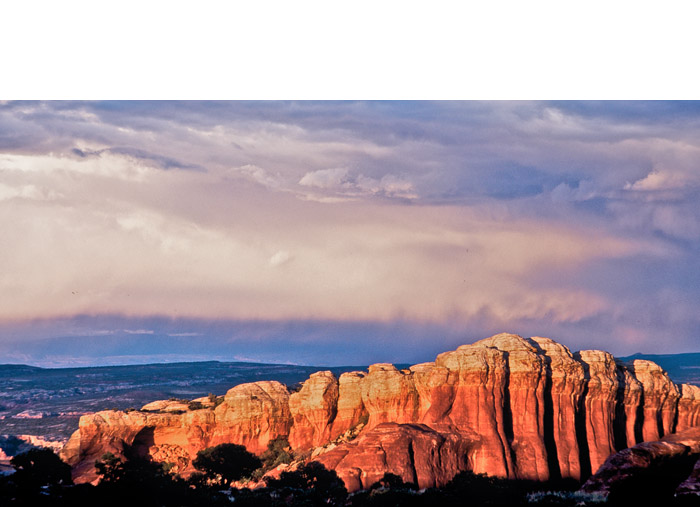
[677,384,700,433]
[315,423,471,491]
[288,371,339,449]
[676,454,700,497]
[631,360,680,442]
[361,364,419,428]
[62,333,700,491]
[528,337,585,480]
[576,349,619,476]
[62,381,292,483]
[431,343,512,478]
[330,372,367,437]
[580,427,700,499]
[615,365,643,449]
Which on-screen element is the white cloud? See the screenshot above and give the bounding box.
[624,169,691,192]
[269,250,293,267]
[356,174,418,199]
[298,168,417,200]
[123,329,155,335]
[0,182,59,202]
[231,164,284,189]
[299,167,350,189]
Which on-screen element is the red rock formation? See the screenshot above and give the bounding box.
[330,372,367,438]
[473,334,549,481]
[314,423,470,491]
[528,337,585,480]
[61,332,700,491]
[61,408,217,484]
[288,371,339,450]
[410,362,455,424]
[676,384,700,433]
[434,342,513,478]
[576,350,619,475]
[580,440,694,498]
[632,360,680,441]
[581,427,700,499]
[210,381,292,454]
[62,381,292,483]
[615,365,643,449]
[361,364,419,428]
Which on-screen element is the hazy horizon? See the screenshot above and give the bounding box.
[2,101,700,367]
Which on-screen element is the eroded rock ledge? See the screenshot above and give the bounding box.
[61,333,700,490]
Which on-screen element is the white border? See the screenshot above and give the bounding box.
[1,1,697,99]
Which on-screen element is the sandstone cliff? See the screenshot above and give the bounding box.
[61,333,700,491]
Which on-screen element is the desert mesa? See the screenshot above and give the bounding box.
[61,333,700,492]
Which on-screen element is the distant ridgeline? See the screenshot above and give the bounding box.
[60,333,700,493]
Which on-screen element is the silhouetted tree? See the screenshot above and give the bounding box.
[266,461,347,506]
[10,448,72,489]
[0,448,73,506]
[192,443,262,486]
[348,472,422,507]
[369,472,416,491]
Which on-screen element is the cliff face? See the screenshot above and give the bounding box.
[61,333,700,491]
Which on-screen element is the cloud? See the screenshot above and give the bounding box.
[550,180,599,203]
[231,164,284,189]
[299,167,350,189]
[0,182,57,202]
[625,170,689,192]
[1,101,699,360]
[72,146,205,172]
[123,329,155,335]
[298,168,418,200]
[269,250,293,267]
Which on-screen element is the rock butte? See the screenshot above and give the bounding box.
[61,333,700,491]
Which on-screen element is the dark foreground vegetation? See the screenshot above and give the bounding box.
[0,445,697,506]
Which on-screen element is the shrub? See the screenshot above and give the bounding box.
[260,436,293,469]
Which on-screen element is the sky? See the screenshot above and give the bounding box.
[1,100,700,367]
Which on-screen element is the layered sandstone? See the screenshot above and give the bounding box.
[431,343,511,477]
[330,372,367,437]
[474,335,549,481]
[527,337,585,480]
[62,333,700,491]
[576,349,619,475]
[615,365,642,449]
[288,371,339,449]
[631,360,680,441]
